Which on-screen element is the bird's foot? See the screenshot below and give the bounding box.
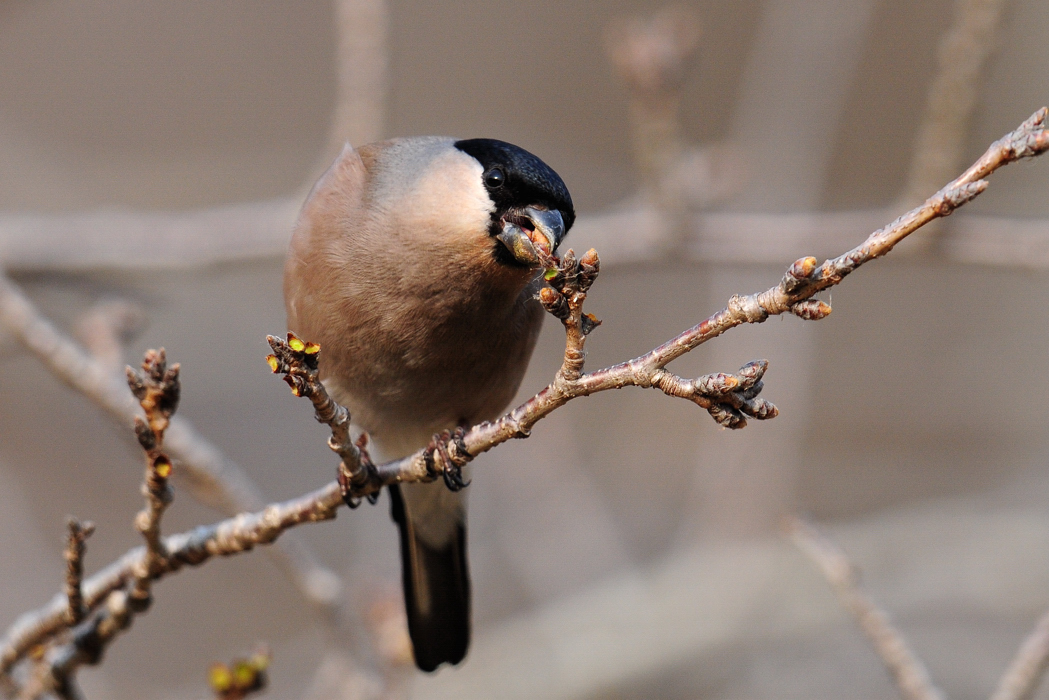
[423,426,471,492]
[338,433,381,508]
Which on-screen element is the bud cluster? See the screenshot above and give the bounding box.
[266,332,320,397]
[126,349,180,495]
[538,247,602,334]
[693,359,778,429]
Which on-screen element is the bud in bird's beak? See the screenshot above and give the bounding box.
[495,208,565,266]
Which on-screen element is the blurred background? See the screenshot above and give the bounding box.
[1,0,1049,698]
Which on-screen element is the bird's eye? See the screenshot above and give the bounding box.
[484,168,505,189]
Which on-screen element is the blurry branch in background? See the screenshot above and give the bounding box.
[791,515,1049,700]
[0,275,342,613]
[990,609,1049,700]
[2,108,1045,699]
[0,199,300,271]
[902,0,1011,249]
[605,5,743,254]
[1,0,1033,273]
[72,301,145,375]
[789,517,947,700]
[605,6,699,200]
[319,0,389,171]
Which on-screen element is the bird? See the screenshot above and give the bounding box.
[283,136,575,671]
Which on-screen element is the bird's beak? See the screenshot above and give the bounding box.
[495,207,566,266]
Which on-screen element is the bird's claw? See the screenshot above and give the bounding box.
[424,427,471,492]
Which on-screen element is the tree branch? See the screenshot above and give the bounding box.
[125,349,179,607]
[0,274,342,612]
[322,0,388,161]
[903,0,1012,210]
[788,517,947,700]
[605,5,702,248]
[19,352,182,698]
[347,107,1049,496]
[62,520,94,628]
[989,608,1049,700]
[1,108,1046,693]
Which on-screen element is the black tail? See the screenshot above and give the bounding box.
[388,484,471,672]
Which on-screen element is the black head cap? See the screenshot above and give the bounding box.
[454,138,575,232]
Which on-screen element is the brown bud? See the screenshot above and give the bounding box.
[708,404,746,429]
[539,286,570,319]
[142,348,167,381]
[134,416,156,451]
[696,373,738,396]
[266,334,286,354]
[790,299,832,321]
[782,256,818,292]
[126,367,147,400]
[157,364,181,416]
[578,248,601,290]
[162,364,180,388]
[736,359,768,386]
[740,397,779,420]
[561,248,577,269]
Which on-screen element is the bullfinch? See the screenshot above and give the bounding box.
[284,137,575,671]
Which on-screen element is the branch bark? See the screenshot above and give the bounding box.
[62,520,94,628]
[1,107,1047,693]
[354,108,1049,497]
[789,517,946,700]
[0,274,342,612]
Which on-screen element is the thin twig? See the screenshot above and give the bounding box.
[2,108,1047,688]
[0,274,341,611]
[348,108,1049,496]
[63,519,94,627]
[73,300,145,374]
[22,353,183,698]
[788,517,947,700]
[605,5,700,194]
[265,334,373,505]
[125,349,179,606]
[989,608,1049,700]
[2,482,345,687]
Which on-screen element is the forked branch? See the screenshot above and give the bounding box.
[2,108,1048,696]
[332,107,1049,496]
